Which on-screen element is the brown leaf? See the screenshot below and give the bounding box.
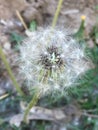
[10,105,80,127]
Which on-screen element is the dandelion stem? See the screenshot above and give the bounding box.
[52,0,63,28]
[23,92,40,123]
[0,46,24,97]
[23,0,64,123]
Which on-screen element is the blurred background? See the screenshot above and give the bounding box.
[0,0,98,130]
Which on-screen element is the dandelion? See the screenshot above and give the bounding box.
[18,27,93,97]
[81,15,86,21]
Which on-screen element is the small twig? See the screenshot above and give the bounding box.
[82,112,98,118]
[83,109,98,112]
[61,9,79,15]
[0,93,9,100]
[79,109,98,118]
[16,10,28,30]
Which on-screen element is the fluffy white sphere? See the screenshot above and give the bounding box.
[18,27,92,96]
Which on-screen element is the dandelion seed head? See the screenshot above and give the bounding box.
[18,27,93,97]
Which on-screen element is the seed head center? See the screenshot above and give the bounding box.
[49,52,58,64]
[40,45,63,70]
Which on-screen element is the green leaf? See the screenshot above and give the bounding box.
[29,20,37,31]
[10,32,24,43]
[73,19,86,42]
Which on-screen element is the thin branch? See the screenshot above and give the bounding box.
[16,10,28,30]
[0,93,9,100]
[82,112,98,118]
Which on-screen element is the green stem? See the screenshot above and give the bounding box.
[23,0,64,123]
[0,46,24,97]
[23,92,40,123]
[52,0,64,28]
